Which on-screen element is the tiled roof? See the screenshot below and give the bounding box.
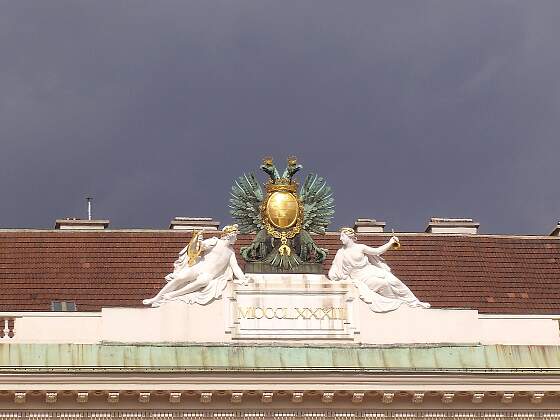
[0,230,559,314]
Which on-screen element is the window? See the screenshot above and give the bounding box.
[50,301,77,312]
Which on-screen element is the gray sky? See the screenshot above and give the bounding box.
[1,1,559,234]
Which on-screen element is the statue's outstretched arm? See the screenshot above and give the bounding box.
[362,239,395,256]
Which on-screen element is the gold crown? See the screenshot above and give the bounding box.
[221,224,239,236]
[287,156,298,166]
[266,179,298,193]
[262,156,273,166]
[340,227,356,237]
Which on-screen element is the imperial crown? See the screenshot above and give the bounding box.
[266,179,298,193]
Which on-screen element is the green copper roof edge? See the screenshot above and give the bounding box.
[100,341,483,348]
[0,343,559,372]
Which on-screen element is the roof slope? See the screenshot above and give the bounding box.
[0,230,559,313]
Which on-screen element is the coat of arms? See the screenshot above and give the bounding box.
[230,156,335,271]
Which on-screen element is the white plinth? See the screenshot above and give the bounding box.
[227,274,357,340]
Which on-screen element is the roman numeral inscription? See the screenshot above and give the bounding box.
[229,274,356,339]
[237,306,346,320]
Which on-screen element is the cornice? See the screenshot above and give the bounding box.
[1,372,560,409]
[0,389,558,408]
[2,372,560,390]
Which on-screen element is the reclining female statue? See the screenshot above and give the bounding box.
[328,227,430,313]
[143,224,248,307]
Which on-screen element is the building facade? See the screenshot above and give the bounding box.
[1,217,560,419]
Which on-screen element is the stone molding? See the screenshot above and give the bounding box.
[2,373,560,390]
[1,389,559,407]
[0,409,560,419]
[1,372,560,409]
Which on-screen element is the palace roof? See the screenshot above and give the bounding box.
[0,230,559,314]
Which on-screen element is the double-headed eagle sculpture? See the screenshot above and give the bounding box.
[229,156,335,269]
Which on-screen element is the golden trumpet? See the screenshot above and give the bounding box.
[391,229,401,250]
[187,230,203,266]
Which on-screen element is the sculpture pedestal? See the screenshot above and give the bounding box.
[244,262,323,274]
[226,274,357,340]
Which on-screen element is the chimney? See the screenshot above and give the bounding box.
[54,218,110,230]
[425,217,479,234]
[550,222,560,236]
[354,218,386,233]
[169,217,220,231]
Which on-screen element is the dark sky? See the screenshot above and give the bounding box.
[1,1,559,234]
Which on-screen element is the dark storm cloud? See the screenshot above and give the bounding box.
[1,1,559,233]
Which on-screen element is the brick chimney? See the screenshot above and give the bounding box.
[169,217,220,231]
[425,218,479,234]
[353,218,386,233]
[54,218,110,230]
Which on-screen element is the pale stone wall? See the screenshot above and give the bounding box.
[2,312,101,344]
[1,275,559,345]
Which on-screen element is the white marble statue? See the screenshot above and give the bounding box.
[143,224,248,307]
[328,227,430,312]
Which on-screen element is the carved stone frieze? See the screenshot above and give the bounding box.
[107,392,120,403]
[0,410,559,420]
[441,393,454,404]
[501,392,514,404]
[231,392,243,404]
[352,392,364,404]
[412,392,424,404]
[261,392,274,403]
[382,392,394,404]
[322,392,334,403]
[291,392,304,403]
[77,392,89,403]
[531,392,545,404]
[169,392,181,403]
[138,392,150,403]
[14,392,26,404]
[45,392,57,403]
[200,392,212,404]
[0,387,557,408]
[472,393,484,404]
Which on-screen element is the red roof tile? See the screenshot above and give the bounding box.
[0,230,559,314]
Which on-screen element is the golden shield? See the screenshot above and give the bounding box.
[266,191,299,229]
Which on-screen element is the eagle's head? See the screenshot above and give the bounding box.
[260,156,279,181]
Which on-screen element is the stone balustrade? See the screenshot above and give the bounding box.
[0,316,16,339]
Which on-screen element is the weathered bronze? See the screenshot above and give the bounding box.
[229,157,335,272]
